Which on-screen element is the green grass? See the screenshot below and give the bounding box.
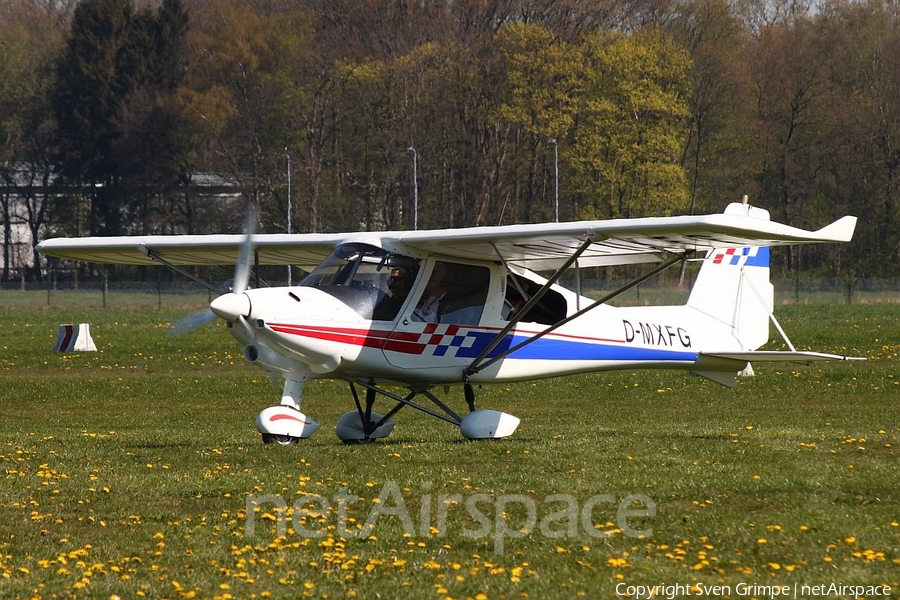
[1,303,898,599]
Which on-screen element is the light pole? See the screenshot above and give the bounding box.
[283,152,292,285]
[408,146,418,230]
[549,138,559,222]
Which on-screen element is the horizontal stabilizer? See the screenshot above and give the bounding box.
[811,215,858,243]
[691,350,865,388]
[701,350,866,364]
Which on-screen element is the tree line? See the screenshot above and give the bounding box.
[1,0,898,281]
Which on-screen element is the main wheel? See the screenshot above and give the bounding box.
[340,437,376,445]
[261,434,299,445]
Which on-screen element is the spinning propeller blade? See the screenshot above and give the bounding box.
[168,308,217,336]
[169,205,258,335]
[232,204,258,294]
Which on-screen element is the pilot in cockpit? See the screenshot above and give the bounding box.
[372,266,411,321]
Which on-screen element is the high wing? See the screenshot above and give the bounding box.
[36,206,857,270]
[389,210,857,269]
[36,232,350,271]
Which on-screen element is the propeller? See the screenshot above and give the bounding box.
[168,307,218,336]
[169,205,258,335]
[232,203,258,294]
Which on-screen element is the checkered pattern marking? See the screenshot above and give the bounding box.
[711,246,769,267]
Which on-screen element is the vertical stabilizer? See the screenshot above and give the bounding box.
[687,203,774,350]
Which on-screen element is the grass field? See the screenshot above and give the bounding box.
[1,302,898,599]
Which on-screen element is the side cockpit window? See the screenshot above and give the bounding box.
[411,261,490,325]
[503,274,567,325]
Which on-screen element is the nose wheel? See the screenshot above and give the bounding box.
[261,434,301,445]
[255,378,320,443]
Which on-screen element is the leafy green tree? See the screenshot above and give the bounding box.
[670,0,755,216]
[370,40,501,229]
[571,29,692,218]
[745,14,847,273]
[53,0,135,235]
[0,1,70,280]
[116,0,193,233]
[53,0,192,236]
[496,22,583,222]
[184,0,318,232]
[497,22,583,143]
[818,1,900,275]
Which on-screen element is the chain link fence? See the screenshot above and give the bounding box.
[2,277,897,309]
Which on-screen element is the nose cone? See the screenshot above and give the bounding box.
[210,292,251,322]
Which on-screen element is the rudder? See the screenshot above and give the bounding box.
[686,203,774,350]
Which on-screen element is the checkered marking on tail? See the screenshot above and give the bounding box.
[711,246,769,267]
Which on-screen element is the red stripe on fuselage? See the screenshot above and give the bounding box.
[269,324,387,345]
[266,322,626,357]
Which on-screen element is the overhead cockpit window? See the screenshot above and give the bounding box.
[300,243,418,319]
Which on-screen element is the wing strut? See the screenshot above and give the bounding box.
[139,244,223,294]
[465,251,690,377]
[464,239,594,378]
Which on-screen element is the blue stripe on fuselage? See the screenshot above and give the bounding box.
[455,330,696,362]
[508,336,697,362]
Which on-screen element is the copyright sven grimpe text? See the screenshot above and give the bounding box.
[616,582,892,600]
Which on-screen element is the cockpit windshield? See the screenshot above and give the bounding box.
[300,243,419,320]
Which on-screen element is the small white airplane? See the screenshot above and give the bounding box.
[37,201,862,444]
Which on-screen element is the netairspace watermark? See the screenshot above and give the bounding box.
[243,481,655,554]
[616,582,892,599]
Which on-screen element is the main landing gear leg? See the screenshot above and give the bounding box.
[333,379,521,443]
[458,378,520,440]
[256,377,320,445]
[464,382,477,413]
[336,382,397,443]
